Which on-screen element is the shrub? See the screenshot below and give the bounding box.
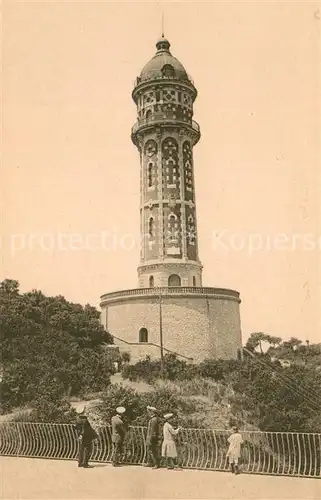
[121,354,196,383]
[0,280,114,412]
[29,394,77,423]
[95,384,201,427]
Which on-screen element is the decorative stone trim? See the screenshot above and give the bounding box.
[138,261,203,272]
[100,286,241,306]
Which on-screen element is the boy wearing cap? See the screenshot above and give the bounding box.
[146,406,160,468]
[111,407,126,466]
[75,406,98,468]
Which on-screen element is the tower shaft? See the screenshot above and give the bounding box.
[132,39,203,288]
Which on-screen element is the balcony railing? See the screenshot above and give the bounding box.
[0,423,320,478]
[131,114,200,137]
[100,286,240,303]
[134,74,195,88]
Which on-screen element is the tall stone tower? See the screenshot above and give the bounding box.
[100,36,242,364]
[131,37,202,290]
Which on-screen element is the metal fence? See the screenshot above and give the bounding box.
[0,423,320,478]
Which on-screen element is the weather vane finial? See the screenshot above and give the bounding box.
[161,10,164,38]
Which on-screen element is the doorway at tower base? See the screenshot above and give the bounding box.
[100,287,242,364]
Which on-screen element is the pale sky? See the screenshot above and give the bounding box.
[2,1,321,343]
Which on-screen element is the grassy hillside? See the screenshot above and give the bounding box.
[1,280,320,432]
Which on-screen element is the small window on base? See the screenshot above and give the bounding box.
[139,328,148,343]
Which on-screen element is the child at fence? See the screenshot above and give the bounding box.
[161,413,181,469]
[226,426,243,474]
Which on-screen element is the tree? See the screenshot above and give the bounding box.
[245,332,267,354]
[0,279,114,413]
[245,332,281,354]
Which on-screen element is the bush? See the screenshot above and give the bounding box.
[29,394,77,423]
[0,280,114,412]
[95,384,201,428]
[198,360,225,380]
[121,354,196,383]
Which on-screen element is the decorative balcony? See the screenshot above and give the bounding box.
[131,114,200,143]
[133,74,195,88]
[100,286,240,305]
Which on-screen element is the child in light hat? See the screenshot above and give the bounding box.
[161,413,181,469]
[226,426,243,474]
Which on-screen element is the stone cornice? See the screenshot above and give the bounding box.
[142,199,195,209]
[100,286,241,306]
[138,260,203,272]
[132,121,200,148]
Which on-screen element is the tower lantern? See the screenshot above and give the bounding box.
[131,37,203,289]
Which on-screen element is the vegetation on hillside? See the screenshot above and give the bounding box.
[0,279,114,419]
[120,335,321,433]
[1,279,320,432]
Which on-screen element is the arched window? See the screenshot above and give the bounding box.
[193,276,196,287]
[139,328,148,343]
[145,109,152,120]
[148,163,153,187]
[168,274,181,287]
[148,217,154,238]
[149,276,154,288]
[167,213,178,242]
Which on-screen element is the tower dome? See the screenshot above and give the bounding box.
[139,37,190,82]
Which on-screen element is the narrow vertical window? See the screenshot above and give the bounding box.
[148,163,153,187]
[148,217,154,238]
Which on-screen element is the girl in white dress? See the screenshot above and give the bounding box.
[161,413,181,469]
[226,426,243,474]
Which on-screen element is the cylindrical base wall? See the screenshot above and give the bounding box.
[100,288,242,364]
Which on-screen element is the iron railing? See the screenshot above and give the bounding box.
[133,74,195,88]
[131,116,200,136]
[0,423,320,478]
